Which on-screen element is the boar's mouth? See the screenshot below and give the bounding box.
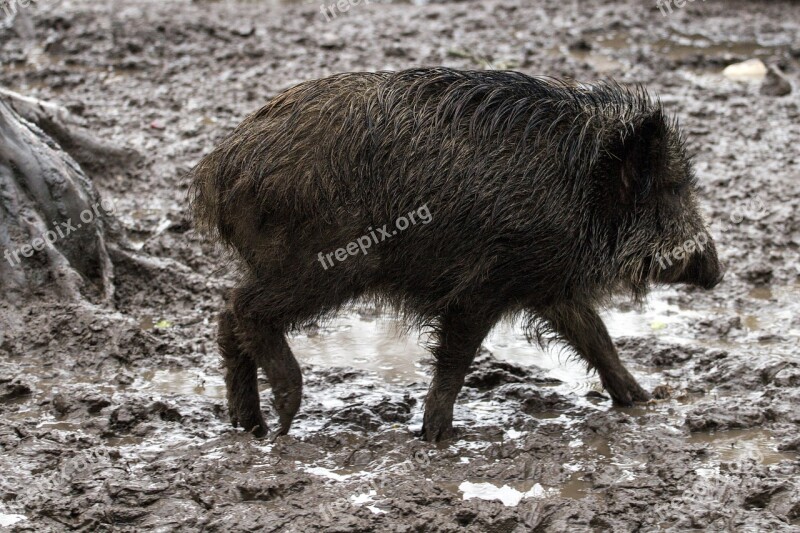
[649,250,724,290]
[675,251,725,289]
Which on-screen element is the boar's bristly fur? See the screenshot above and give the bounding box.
[188,68,722,441]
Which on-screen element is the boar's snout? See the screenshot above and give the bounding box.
[653,231,724,290]
[682,253,725,289]
[671,240,724,290]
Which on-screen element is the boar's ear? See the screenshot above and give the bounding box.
[611,110,668,205]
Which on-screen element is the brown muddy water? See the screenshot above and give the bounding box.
[1,0,800,531]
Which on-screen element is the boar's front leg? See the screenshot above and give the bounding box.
[539,304,651,406]
[422,308,497,442]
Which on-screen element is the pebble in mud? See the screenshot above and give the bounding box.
[0,378,31,401]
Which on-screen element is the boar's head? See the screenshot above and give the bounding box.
[600,108,724,296]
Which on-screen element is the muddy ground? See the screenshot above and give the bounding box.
[1,0,799,531]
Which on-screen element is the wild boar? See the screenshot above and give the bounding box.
[188,68,723,441]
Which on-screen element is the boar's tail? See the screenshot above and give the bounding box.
[187,157,214,237]
[186,72,386,248]
[187,144,228,241]
[186,109,264,246]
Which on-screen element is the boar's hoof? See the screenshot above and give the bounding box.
[420,421,458,443]
[229,405,268,438]
[268,419,294,443]
[250,424,268,439]
[605,378,652,407]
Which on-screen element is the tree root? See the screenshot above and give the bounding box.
[0,92,116,303]
[0,88,142,181]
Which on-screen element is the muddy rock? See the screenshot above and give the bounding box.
[617,337,701,367]
[761,65,793,96]
[742,261,775,285]
[686,404,770,432]
[236,476,311,502]
[51,390,111,416]
[109,400,182,432]
[465,350,557,390]
[0,377,31,401]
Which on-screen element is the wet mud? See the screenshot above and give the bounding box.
[1,0,799,531]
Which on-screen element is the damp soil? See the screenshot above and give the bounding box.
[1,0,799,531]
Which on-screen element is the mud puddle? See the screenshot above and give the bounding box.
[138,369,227,399]
[687,428,797,466]
[291,288,703,391]
[283,288,798,514]
[289,283,800,398]
[558,29,789,77]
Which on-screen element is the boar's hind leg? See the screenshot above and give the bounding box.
[232,284,303,439]
[540,305,651,406]
[422,309,496,442]
[219,308,267,437]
